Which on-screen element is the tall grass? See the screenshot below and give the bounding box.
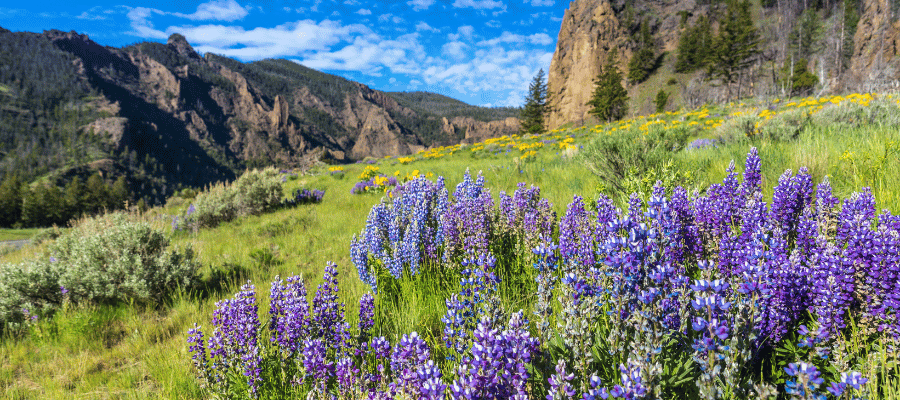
[0,94,898,398]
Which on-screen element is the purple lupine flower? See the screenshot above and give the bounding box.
[559,195,597,267]
[442,170,494,263]
[206,282,261,397]
[498,182,556,249]
[352,175,448,286]
[302,338,333,385]
[449,312,538,400]
[784,362,825,397]
[335,356,359,395]
[687,138,718,150]
[442,252,501,358]
[187,324,210,383]
[311,263,345,349]
[740,147,761,199]
[390,332,435,397]
[358,293,375,337]
[546,359,576,400]
[268,275,309,356]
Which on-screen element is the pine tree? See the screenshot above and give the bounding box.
[627,21,657,84]
[789,58,819,96]
[655,90,670,113]
[790,8,823,60]
[0,175,23,227]
[708,0,761,99]
[85,173,110,214]
[64,176,86,219]
[520,69,549,134]
[588,49,630,122]
[675,15,713,73]
[111,176,130,209]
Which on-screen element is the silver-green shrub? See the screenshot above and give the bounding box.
[0,213,198,330]
[184,168,283,229]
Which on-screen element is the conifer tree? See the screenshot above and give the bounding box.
[675,15,714,73]
[520,69,549,134]
[111,176,130,209]
[85,173,110,214]
[787,58,819,96]
[655,90,670,113]
[64,177,86,219]
[627,21,657,84]
[0,175,23,227]
[708,0,760,99]
[588,49,630,122]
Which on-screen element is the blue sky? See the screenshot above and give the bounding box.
[0,0,567,107]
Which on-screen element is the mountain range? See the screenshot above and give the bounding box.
[0,28,520,204]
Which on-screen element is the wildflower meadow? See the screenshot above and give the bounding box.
[2,93,899,399]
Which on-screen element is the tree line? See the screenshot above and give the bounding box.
[0,173,130,228]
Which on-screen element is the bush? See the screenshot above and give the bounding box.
[811,96,900,129]
[0,213,199,332]
[581,124,690,197]
[184,168,284,229]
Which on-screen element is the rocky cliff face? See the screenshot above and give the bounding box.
[37,30,519,175]
[548,0,900,128]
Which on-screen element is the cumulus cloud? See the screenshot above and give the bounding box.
[407,0,435,11]
[176,19,371,60]
[300,32,426,76]
[171,0,249,21]
[526,0,554,5]
[121,0,554,107]
[476,31,553,46]
[452,0,506,9]
[126,7,168,39]
[415,22,439,32]
[442,41,469,60]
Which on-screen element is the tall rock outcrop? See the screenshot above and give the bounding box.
[849,0,900,89]
[547,0,629,128]
[548,0,900,128]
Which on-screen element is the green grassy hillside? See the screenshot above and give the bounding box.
[2,92,899,399]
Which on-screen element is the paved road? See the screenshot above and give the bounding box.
[0,239,30,250]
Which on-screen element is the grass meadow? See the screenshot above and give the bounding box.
[1,93,899,399]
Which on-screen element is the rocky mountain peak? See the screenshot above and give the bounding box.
[167,33,201,61]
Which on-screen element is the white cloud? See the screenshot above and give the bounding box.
[356,8,372,15]
[442,41,469,60]
[485,20,502,28]
[418,45,553,106]
[458,25,474,39]
[176,19,372,59]
[172,0,249,21]
[452,0,506,10]
[526,0,554,5]
[449,25,474,41]
[77,11,105,20]
[389,77,397,84]
[300,32,426,76]
[476,31,552,46]
[407,0,435,11]
[126,7,168,39]
[415,22,439,32]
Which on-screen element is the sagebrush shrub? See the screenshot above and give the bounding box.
[185,168,284,229]
[0,213,199,331]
